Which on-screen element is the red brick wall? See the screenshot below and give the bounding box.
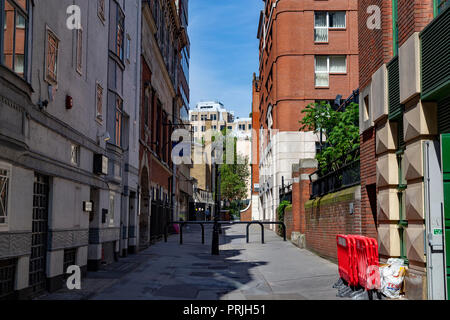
[258,0,359,133]
[240,205,252,222]
[358,0,394,90]
[398,0,434,46]
[305,187,363,263]
[251,76,261,194]
[284,208,293,240]
[360,129,378,239]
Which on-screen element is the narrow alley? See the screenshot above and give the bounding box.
[38,225,340,300]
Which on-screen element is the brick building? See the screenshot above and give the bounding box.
[139,0,190,249]
[255,0,359,228]
[246,74,262,222]
[358,0,449,299]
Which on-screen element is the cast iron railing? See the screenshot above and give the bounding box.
[279,183,292,203]
[310,148,360,199]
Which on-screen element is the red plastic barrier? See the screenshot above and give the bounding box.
[336,235,380,290]
[336,235,358,286]
[354,236,380,290]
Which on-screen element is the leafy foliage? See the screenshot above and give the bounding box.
[277,200,291,235]
[300,101,360,174]
[219,131,250,205]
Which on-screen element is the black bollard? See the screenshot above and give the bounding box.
[211,219,220,255]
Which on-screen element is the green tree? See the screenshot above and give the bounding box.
[219,131,250,207]
[300,101,360,173]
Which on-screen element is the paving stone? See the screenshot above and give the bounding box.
[39,225,343,300]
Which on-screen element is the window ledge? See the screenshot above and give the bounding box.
[329,28,347,31]
[329,72,348,76]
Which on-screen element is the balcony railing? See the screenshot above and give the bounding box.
[309,148,360,199]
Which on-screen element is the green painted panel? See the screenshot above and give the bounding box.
[443,135,450,173]
[443,134,450,300]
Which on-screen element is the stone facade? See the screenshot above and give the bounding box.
[0,0,141,298]
[358,0,448,300]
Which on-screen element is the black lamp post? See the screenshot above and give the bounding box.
[212,160,221,255]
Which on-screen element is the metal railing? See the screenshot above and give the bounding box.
[166,221,287,247]
[310,148,360,199]
[279,183,292,203]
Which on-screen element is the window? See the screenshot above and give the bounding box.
[45,28,59,85]
[249,124,252,130]
[110,2,124,61]
[211,114,217,121]
[70,144,80,166]
[116,12,124,60]
[126,34,131,63]
[76,28,83,74]
[363,95,370,121]
[1,0,29,78]
[193,126,198,133]
[109,193,115,226]
[314,56,347,87]
[191,115,197,121]
[144,89,149,127]
[314,11,346,42]
[212,125,217,131]
[98,0,105,21]
[201,115,207,121]
[0,163,11,225]
[201,126,206,132]
[115,96,123,147]
[96,83,103,121]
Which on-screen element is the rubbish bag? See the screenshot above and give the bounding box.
[380,258,407,299]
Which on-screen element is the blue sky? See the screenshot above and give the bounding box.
[188,0,263,119]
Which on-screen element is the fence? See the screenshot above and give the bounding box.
[279,183,292,203]
[150,201,172,243]
[310,148,360,199]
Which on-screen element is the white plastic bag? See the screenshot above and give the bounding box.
[380,259,407,299]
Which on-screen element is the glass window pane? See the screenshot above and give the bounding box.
[315,56,328,72]
[315,73,329,87]
[330,56,347,73]
[314,28,328,42]
[3,1,15,70]
[15,13,26,76]
[329,12,346,28]
[14,54,24,74]
[314,12,327,27]
[0,171,9,221]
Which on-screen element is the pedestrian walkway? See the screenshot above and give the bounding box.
[38,224,342,300]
